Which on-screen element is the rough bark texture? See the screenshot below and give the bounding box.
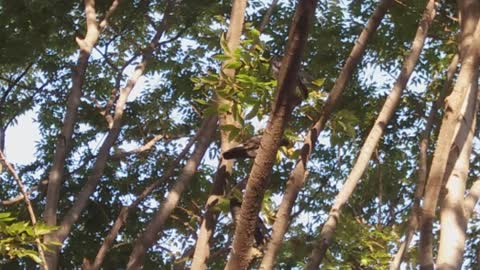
[224,1,318,269]
[306,1,436,268]
[389,53,459,270]
[90,117,211,270]
[43,0,119,268]
[190,1,247,269]
[125,116,217,269]
[419,1,480,268]
[259,1,393,268]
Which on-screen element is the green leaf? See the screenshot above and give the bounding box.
[193,98,208,105]
[312,78,326,87]
[213,54,231,61]
[245,104,260,120]
[220,32,230,54]
[224,60,242,70]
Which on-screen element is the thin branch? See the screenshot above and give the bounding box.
[98,0,121,30]
[1,180,48,206]
[0,62,35,106]
[158,27,189,47]
[110,134,165,159]
[0,151,48,269]
[91,119,205,270]
[464,178,480,219]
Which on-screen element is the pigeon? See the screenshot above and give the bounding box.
[222,135,290,160]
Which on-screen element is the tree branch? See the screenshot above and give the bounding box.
[0,151,48,269]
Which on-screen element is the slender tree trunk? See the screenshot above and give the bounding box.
[126,116,217,269]
[190,0,247,268]
[389,53,459,270]
[46,2,172,267]
[260,0,393,269]
[258,0,279,33]
[259,1,393,268]
[436,83,477,269]
[89,116,211,270]
[43,0,120,268]
[0,126,5,152]
[306,1,436,268]
[464,178,480,219]
[224,1,318,269]
[419,1,480,268]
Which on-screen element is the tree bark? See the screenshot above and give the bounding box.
[419,1,480,268]
[89,116,210,270]
[259,1,394,268]
[306,1,436,268]
[464,178,480,219]
[43,0,120,268]
[436,83,477,269]
[390,53,459,270]
[224,1,318,269]
[126,116,217,269]
[190,0,247,269]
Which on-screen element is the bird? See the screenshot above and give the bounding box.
[270,56,313,99]
[222,135,290,160]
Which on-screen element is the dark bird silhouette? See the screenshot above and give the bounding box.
[222,135,290,160]
[270,56,313,99]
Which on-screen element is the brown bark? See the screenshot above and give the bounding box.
[436,83,477,269]
[224,1,318,269]
[258,0,279,33]
[89,117,211,270]
[125,116,217,269]
[0,151,48,269]
[43,1,120,268]
[190,0,247,269]
[306,1,436,268]
[419,1,480,268]
[464,178,480,219]
[46,1,172,268]
[190,0,288,267]
[259,1,394,268]
[390,53,459,270]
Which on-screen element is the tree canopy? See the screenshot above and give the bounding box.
[1,0,479,269]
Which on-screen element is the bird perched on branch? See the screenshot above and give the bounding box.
[222,135,290,160]
[270,56,314,99]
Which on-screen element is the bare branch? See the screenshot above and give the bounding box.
[0,151,48,269]
[110,134,165,159]
[1,180,48,206]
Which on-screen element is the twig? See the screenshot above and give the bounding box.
[110,134,165,159]
[1,180,48,205]
[0,151,48,269]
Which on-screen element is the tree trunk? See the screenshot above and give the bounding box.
[306,1,436,268]
[419,1,480,268]
[45,1,171,267]
[390,53,459,270]
[43,0,113,268]
[0,126,5,153]
[259,1,393,268]
[190,0,247,269]
[126,116,217,269]
[436,83,477,269]
[464,179,480,219]
[224,1,318,269]
[90,116,210,270]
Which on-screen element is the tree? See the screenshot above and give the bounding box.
[2,0,480,269]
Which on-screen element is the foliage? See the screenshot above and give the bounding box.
[0,0,477,269]
[0,212,57,264]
